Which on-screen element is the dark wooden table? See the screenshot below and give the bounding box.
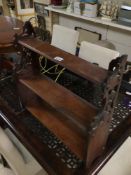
[0,16,23,54]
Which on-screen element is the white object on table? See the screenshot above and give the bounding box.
[98,136,131,175]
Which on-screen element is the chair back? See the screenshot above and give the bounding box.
[79,41,120,69]
[51,24,79,55]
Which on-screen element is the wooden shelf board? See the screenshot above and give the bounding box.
[18,38,108,84]
[0,99,80,175]
[27,101,86,159]
[19,67,97,134]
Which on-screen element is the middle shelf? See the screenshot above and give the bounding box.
[18,66,97,159]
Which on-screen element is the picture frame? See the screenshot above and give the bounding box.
[15,0,34,15]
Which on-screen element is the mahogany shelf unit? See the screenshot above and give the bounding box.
[0,37,128,175]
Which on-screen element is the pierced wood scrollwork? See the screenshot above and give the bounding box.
[103,55,127,113]
[85,55,127,169]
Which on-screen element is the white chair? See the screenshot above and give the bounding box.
[79,41,120,69]
[40,24,79,81]
[0,127,47,175]
[51,24,79,55]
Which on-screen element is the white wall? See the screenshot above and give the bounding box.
[99,0,131,5]
[59,15,131,61]
[107,28,131,60]
[0,0,3,6]
[59,15,108,40]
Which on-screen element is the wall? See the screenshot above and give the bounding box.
[99,0,131,5]
[56,0,131,62]
[2,0,10,16]
[0,0,2,6]
[59,15,131,61]
[107,28,131,61]
[2,0,35,22]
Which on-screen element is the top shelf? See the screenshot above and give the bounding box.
[45,6,131,32]
[18,38,108,84]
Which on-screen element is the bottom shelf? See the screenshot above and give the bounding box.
[26,100,86,159]
[0,99,83,175]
